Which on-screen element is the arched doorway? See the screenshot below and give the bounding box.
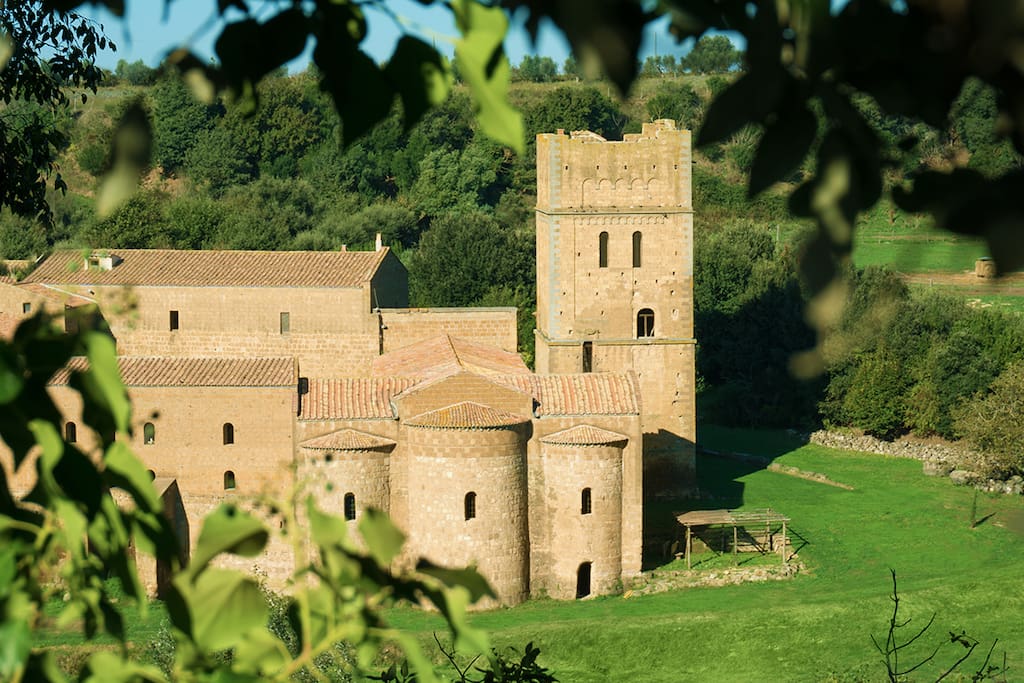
[576,561,592,599]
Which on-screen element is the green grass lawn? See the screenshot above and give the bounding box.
[390,428,1024,682]
[852,236,989,273]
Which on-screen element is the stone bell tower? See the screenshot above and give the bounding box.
[534,120,696,487]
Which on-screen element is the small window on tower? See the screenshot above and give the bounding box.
[169,310,179,331]
[598,231,609,268]
[223,423,234,445]
[65,421,77,443]
[632,231,643,268]
[464,492,477,520]
[224,471,236,490]
[582,342,593,373]
[280,311,290,334]
[143,422,156,445]
[637,308,655,338]
[22,302,30,314]
[581,487,592,515]
[344,492,356,521]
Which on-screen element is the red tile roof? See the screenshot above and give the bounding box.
[498,373,640,416]
[372,335,529,380]
[22,248,392,288]
[16,283,95,307]
[405,401,528,429]
[49,356,295,387]
[299,377,417,420]
[299,428,395,451]
[540,424,629,446]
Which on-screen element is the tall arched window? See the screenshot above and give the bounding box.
[65,421,77,443]
[464,492,477,520]
[632,231,642,267]
[143,422,156,445]
[637,308,655,338]
[344,492,356,521]
[224,470,236,490]
[223,422,234,445]
[598,231,609,268]
[581,487,592,515]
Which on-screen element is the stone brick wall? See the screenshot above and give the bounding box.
[380,308,518,353]
[297,448,392,525]
[393,373,533,421]
[402,422,530,606]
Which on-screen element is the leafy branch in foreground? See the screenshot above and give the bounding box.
[872,569,1007,682]
[375,633,557,683]
[0,313,498,682]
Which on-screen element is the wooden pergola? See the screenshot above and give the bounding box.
[675,508,791,569]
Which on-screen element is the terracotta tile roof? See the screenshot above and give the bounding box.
[49,356,295,387]
[299,428,395,451]
[497,373,640,416]
[299,377,417,420]
[405,401,528,429]
[22,248,391,288]
[540,424,629,446]
[372,335,529,380]
[16,283,95,307]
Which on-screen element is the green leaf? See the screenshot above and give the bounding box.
[72,331,131,437]
[385,36,452,131]
[749,104,817,197]
[698,70,784,147]
[96,102,152,217]
[233,627,290,676]
[104,441,161,512]
[416,560,495,603]
[452,0,523,153]
[175,568,267,653]
[392,633,440,683]
[307,496,350,549]
[188,504,268,578]
[0,343,23,404]
[358,507,405,566]
[0,619,30,680]
[81,647,167,682]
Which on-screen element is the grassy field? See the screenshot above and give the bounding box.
[389,427,1024,682]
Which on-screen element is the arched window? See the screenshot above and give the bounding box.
[637,308,655,338]
[576,562,592,599]
[144,422,155,445]
[65,421,77,444]
[223,470,236,490]
[581,487,592,515]
[582,341,593,373]
[632,231,642,267]
[344,492,356,521]
[464,492,477,520]
[598,231,609,268]
[223,423,234,445]
[147,469,156,481]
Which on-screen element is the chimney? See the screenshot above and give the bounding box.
[375,232,383,251]
[340,244,347,252]
[557,128,564,135]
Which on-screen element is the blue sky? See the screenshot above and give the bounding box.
[79,0,702,73]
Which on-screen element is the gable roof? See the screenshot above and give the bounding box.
[22,248,393,288]
[49,356,295,387]
[299,428,395,451]
[405,401,528,429]
[299,377,418,420]
[498,373,640,416]
[16,283,95,308]
[540,424,629,446]
[372,335,530,380]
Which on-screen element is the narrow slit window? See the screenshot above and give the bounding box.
[223,423,234,445]
[22,302,30,314]
[143,422,155,445]
[632,231,642,268]
[65,421,77,443]
[598,231,609,268]
[224,470,236,490]
[582,342,593,373]
[464,492,477,520]
[280,311,290,334]
[344,492,356,521]
[637,308,655,338]
[169,310,179,331]
[581,487,592,515]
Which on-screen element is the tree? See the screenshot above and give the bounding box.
[955,361,1024,476]
[680,35,741,74]
[525,86,626,140]
[114,58,157,85]
[151,75,221,174]
[646,81,703,129]
[515,55,557,82]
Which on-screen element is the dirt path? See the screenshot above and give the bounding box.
[900,271,1024,296]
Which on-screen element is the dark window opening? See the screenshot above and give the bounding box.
[637,308,655,338]
[464,492,477,520]
[22,302,30,314]
[576,562,592,599]
[632,231,642,268]
[169,310,179,331]
[223,423,234,445]
[280,311,290,334]
[143,422,155,445]
[598,231,609,268]
[224,470,236,490]
[298,377,309,395]
[65,421,77,443]
[582,342,593,373]
[581,487,592,515]
[147,469,156,481]
[64,309,79,334]
[344,492,356,521]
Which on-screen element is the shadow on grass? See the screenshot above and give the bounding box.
[642,425,809,570]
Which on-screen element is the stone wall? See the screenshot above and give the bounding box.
[379,307,518,354]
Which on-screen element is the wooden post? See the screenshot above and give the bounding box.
[685,526,692,570]
[733,524,738,562]
[781,521,788,564]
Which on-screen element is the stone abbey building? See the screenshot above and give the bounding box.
[0,120,694,605]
